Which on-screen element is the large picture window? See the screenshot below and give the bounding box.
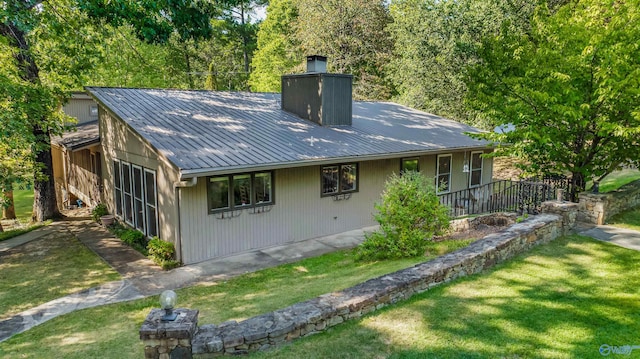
[436,154,452,194]
[470,151,483,187]
[321,163,358,196]
[113,160,158,238]
[208,171,273,213]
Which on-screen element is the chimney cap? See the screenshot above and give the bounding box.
[306,55,327,73]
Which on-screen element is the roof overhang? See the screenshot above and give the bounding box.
[178,145,494,180]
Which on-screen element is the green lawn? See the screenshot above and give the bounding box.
[0,233,120,318]
[0,239,471,358]
[11,188,34,222]
[1,236,639,358]
[591,168,640,193]
[250,235,640,358]
[607,206,640,231]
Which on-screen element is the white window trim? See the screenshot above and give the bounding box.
[144,168,159,238]
[469,151,484,188]
[132,164,146,234]
[436,154,452,194]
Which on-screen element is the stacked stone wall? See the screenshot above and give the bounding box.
[578,180,640,225]
[191,212,571,356]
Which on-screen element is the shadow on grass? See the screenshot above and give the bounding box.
[251,235,640,359]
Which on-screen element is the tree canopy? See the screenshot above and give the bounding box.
[466,0,640,198]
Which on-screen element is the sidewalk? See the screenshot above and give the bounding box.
[0,219,372,342]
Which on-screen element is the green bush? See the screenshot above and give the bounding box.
[147,237,180,270]
[356,171,451,261]
[91,204,108,222]
[120,229,148,255]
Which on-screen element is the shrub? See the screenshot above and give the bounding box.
[356,171,451,261]
[91,204,108,223]
[120,229,148,255]
[147,237,180,270]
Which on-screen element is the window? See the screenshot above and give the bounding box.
[122,162,133,225]
[470,151,483,187]
[113,161,123,216]
[90,105,98,117]
[321,163,358,196]
[132,165,145,233]
[401,158,419,174]
[144,169,158,238]
[208,171,273,213]
[436,154,452,193]
[112,159,158,238]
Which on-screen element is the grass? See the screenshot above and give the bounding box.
[0,239,472,358]
[0,188,39,242]
[590,168,640,193]
[11,188,34,222]
[0,234,120,318]
[607,206,640,232]
[249,235,640,358]
[2,235,638,358]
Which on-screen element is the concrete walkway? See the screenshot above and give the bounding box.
[0,220,373,343]
[578,224,640,251]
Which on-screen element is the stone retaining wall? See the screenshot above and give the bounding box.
[578,180,640,225]
[191,207,575,356]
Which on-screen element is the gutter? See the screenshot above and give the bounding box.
[173,177,198,264]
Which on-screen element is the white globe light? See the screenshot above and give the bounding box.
[159,290,177,310]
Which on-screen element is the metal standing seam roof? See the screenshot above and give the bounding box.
[85,87,491,178]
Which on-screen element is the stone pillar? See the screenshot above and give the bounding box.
[140,308,199,359]
[541,201,578,234]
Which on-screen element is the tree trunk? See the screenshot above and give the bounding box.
[1,20,59,222]
[570,172,586,202]
[3,190,16,219]
[32,125,59,222]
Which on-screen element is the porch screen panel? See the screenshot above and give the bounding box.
[144,169,158,238]
[122,162,133,225]
[132,165,145,233]
[113,161,123,216]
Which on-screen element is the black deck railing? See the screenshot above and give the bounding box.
[439,177,571,217]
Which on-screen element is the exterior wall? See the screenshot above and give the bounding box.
[63,93,99,124]
[100,108,180,245]
[179,151,494,264]
[51,143,102,208]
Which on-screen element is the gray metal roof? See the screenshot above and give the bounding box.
[86,87,491,178]
[51,120,100,151]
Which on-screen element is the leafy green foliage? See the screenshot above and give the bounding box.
[147,237,180,270]
[466,0,640,200]
[110,224,148,255]
[357,172,450,260]
[294,0,394,100]
[90,203,108,223]
[249,0,301,92]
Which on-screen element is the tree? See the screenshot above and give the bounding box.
[466,0,640,200]
[1,0,216,221]
[249,0,301,92]
[356,172,450,261]
[388,0,569,127]
[295,0,394,100]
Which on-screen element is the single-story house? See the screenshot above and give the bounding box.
[51,92,102,209]
[82,58,493,264]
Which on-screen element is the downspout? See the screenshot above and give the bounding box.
[173,177,198,264]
